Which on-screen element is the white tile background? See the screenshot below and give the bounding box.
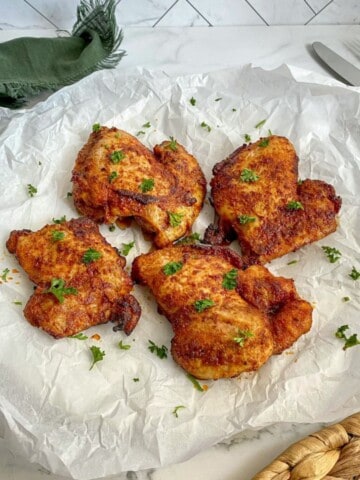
[0,0,359,31]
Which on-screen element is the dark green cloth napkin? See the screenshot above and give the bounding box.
[0,0,125,108]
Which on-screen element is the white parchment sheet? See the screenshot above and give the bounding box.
[0,65,359,479]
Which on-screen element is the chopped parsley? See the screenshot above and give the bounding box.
[200,121,211,132]
[13,301,22,305]
[240,168,259,182]
[176,232,201,245]
[255,119,266,129]
[82,248,102,264]
[166,136,178,152]
[70,332,88,340]
[190,97,196,106]
[133,377,139,382]
[186,373,204,392]
[244,134,251,142]
[268,129,273,136]
[110,150,125,164]
[92,123,101,132]
[322,246,342,264]
[89,345,105,370]
[193,298,215,312]
[222,269,238,290]
[51,230,65,242]
[287,260,298,266]
[109,224,116,232]
[118,340,131,350]
[232,108,237,112]
[163,261,183,276]
[109,171,118,183]
[172,405,186,417]
[233,329,254,347]
[148,340,168,359]
[286,201,304,211]
[121,241,135,256]
[335,325,360,350]
[297,179,304,185]
[258,138,270,148]
[142,121,151,128]
[349,266,360,280]
[136,130,145,136]
[27,184,37,197]
[140,178,155,193]
[168,211,184,228]
[342,296,350,302]
[67,192,73,198]
[1,268,10,282]
[238,214,256,225]
[44,278,78,303]
[215,97,222,101]
[52,215,66,224]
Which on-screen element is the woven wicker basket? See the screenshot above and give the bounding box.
[252,412,360,480]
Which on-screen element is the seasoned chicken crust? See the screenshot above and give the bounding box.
[206,136,341,264]
[72,127,206,247]
[6,217,140,338]
[132,245,312,380]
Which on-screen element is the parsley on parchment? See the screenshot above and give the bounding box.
[335,325,360,350]
[186,373,204,392]
[89,345,106,370]
[121,241,135,256]
[118,340,131,350]
[148,340,168,359]
[1,268,10,282]
[27,184,37,197]
[322,246,342,264]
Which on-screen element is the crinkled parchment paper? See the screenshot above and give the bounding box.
[0,65,359,479]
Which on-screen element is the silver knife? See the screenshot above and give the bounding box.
[312,41,360,86]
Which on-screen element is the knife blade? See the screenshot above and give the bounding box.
[312,41,360,87]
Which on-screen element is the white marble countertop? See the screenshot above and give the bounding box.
[0,24,359,480]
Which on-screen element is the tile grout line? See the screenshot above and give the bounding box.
[304,0,334,25]
[152,0,180,27]
[185,0,213,26]
[23,0,59,29]
[243,0,269,26]
[303,0,316,15]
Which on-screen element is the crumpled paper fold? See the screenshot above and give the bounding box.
[0,64,359,479]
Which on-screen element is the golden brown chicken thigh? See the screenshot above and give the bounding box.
[206,136,341,264]
[132,245,312,380]
[72,127,206,248]
[6,217,140,338]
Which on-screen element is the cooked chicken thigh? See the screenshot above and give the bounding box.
[6,217,140,338]
[132,245,312,380]
[72,126,206,248]
[206,136,341,264]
